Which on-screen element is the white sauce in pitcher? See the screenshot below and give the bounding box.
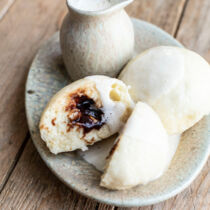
[68,0,113,11]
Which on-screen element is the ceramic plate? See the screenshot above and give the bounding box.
[25,18,210,207]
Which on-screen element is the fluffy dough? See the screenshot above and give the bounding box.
[40,75,134,154]
[100,102,170,190]
[119,46,210,134]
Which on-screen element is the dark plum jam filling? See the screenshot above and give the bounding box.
[66,94,105,134]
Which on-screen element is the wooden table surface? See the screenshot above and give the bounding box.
[0,0,209,209]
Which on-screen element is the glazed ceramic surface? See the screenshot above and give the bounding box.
[60,0,134,80]
[25,19,210,207]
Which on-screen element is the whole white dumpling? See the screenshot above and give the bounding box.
[100,102,170,190]
[119,46,210,134]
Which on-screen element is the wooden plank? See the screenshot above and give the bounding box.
[0,0,16,21]
[176,0,210,61]
[126,0,187,35]
[0,0,67,191]
[0,140,98,210]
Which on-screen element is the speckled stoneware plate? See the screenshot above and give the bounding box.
[25,18,210,207]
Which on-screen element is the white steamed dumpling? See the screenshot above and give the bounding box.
[119,46,210,134]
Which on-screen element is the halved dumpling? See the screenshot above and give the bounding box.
[40,75,134,154]
[101,102,170,190]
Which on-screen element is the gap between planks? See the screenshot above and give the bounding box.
[174,0,190,37]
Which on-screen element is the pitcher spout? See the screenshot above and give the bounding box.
[67,0,133,16]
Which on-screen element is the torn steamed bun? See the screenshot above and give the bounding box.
[100,102,170,190]
[39,75,134,154]
[119,46,210,134]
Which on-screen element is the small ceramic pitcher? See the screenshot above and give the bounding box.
[60,0,134,81]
